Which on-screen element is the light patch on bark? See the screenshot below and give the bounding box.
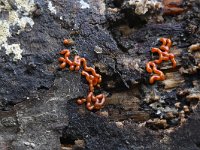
[188,43,200,52]
[128,0,163,15]
[98,0,106,15]
[80,0,90,9]
[0,0,36,61]
[48,1,57,14]
[162,72,185,89]
[3,43,23,60]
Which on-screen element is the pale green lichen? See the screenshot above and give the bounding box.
[0,0,36,61]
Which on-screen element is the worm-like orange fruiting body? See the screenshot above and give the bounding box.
[146,61,165,84]
[159,38,172,52]
[59,50,102,84]
[77,98,86,104]
[146,38,176,84]
[60,49,70,55]
[151,48,169,64]
[94,94,105,108]
[150,75,164,84]
[146,61,155,73]
[81,70,94,92]
[77,92,105,110]
[168,54,176,68]
[63,39,75,45]
[79,58,101,79]
[151,48,176,68]
[160,38,172,47]
[59,45,105,110]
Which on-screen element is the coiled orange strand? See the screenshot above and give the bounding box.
[160,38,172,52]
[146,61,165,84]
[58,49,102,84]
[151,47,176,68]
[146,38,177,84]
[58,47,105,110]
[159,38,176,68]
[77,92,105,110]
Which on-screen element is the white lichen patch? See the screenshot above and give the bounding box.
[48,1,57,14]
[15,0,35,12]
[129,0,163,15]
[0,0,36,61]
[19,17,34,31]
[119,56,143,72]
[94,46,103,54]
[99,0,106,15]
[93,0,106,15]
[3,43,23,60]
[0,21,11,45]
[80,0,90,9]
[60,16,63,20]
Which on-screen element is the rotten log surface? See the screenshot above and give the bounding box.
[0,0,200,149]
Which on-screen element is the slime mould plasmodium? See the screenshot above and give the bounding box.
[146,38,177,84]
[58,40,105,110]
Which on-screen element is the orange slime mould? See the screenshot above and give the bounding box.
[59,49,101,82]
[151,48,169,64]
[160,38,172,52]
[146,61,165,84]
[146,38,177,84]
[58,44,105,110]
[168,54,176,68]
[94,94,105,109]
[159,38,176,68]
[81,70,95,92]
[151,48,176,68]
[77,92,105,110]
[58,49,102,85]
[63,39,75,45]
[74,57,102,81]
[58,49,74,70]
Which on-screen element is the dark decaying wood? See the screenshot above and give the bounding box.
[0,0,200,149]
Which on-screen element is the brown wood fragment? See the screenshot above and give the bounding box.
[186,93,200,101]
[175,102,181,108]
[147,118,168,129]
[106,90,140,110]
[183,105,190,113]
[166,112,175,119]
[108,110,150,122]
[115,121,124,128]
[162,72,184,89]
[188,43,200,52]
[99,111,109,117]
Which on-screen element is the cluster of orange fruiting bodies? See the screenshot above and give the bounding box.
[146,38,176,84]
[58,42,105,110]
